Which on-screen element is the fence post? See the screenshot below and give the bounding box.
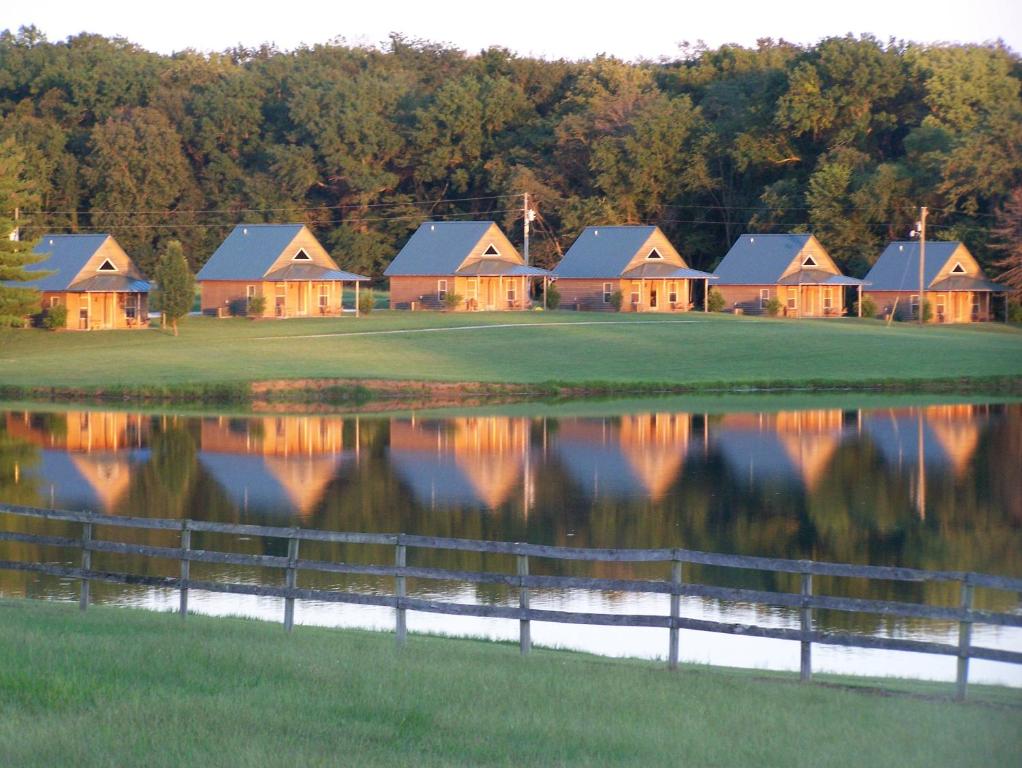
[79,521,92,612]
[179,520,191,618]
[955,577,974,702]
[518,553,531,656]
[395,537,407,646]
[800,569,813,683]
[283,532,299,632]
[668,557,682,670]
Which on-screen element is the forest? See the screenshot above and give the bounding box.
[0,26,1020,280]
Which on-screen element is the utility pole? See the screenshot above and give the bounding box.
[9,207,19,242]
[917,206,928,325]
[523,192,531,266]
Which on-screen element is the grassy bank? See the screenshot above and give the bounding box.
[1,313,1020,403]
[0,600,1018,767]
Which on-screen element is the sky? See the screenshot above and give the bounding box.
[2,0,1020,59]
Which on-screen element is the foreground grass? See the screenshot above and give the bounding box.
[0,600,1018,767]
[0,313,1020,395]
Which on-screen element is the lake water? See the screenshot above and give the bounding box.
[1,397,1020,686]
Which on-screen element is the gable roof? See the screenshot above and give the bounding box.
[197,224,315,281]
[24,234,115,291]
[713,234,815,285]
[554,226,658,278]
[865,241,988,292]
[385,221,501,276]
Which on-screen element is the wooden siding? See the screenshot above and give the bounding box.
[866,290,992,323]
[264,226,341,274]
[389,275,533,311]
[457,223,523,271]
[779,235,842,280]
[200,280,349,318]
[621,229,689,272]
[556,278,696,313]
[77,237,146,283]
[41,291,148,330]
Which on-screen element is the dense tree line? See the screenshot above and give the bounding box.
[1,27,1020,281]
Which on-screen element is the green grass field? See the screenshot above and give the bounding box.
[1,312,1020,391]
[0,599,1018,767]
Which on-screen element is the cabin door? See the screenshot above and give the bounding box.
[649,286,658,310]
[79,296,89,330]
[803,287,815,316]
[486,279,496,309]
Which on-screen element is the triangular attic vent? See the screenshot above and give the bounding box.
[950,261,966,274]
[802,254,817,267]
[647,248,663,260]
[97,259,118,272]
[483,244,499,256]
[293,249,312,261]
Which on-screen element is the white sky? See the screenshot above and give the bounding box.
[2,0,1020,59]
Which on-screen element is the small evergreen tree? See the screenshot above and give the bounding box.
[0,138,43,327]
[154,240,193,336]
[707,288,725,312]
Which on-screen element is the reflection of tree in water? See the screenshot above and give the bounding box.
[0,419,41,506]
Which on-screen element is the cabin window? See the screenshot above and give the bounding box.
[951,261,966,274]
[483,244,499,257]
[823,287,833,310]
[318,283,329,309]
[760,289,770,308]
[97,259,118,272]
[506,284,516,305]
[910,294,920,318]
[787,288,797,310]
[971,294,981,318]
[49,297,61,308]
[125,295,137,321]
[603,282,612,303]
[647,248,663,260]
[630,284,640,306]
[936,294,946,321]
[246,285,257,299]
[802,254,817,267]
[292,249,312,261]
[668,282,677,304]
[437,279,448,301]
[467,279,478,301]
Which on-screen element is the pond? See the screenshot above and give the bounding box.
[1,396,1019,686]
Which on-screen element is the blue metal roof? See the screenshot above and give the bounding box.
[864,241,968,291]
[713,234,813,285]
[553,226,662,278]
[22,234,112,291]
[385,221,499,276]
[197,224,308,280]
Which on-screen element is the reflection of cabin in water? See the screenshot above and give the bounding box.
[712,410,845,491]
[388,417,531,508]
[5,410,150,512]
[198,416,348,516]
[555,414,690,501]
[862,405,984,478]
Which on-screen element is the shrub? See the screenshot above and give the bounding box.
[246,295,266,317]
[765,298,783,317]
[443,292,463,311]
[228,298,248,317]
[41,303,67,330]
[545,283,561,310]
[1008,299,1022,323]
[707,288,725,312]
[358,288,374,315]
[857,296,877,319]
[609,290,623,311]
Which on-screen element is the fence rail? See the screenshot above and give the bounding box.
[2,503,1021,700]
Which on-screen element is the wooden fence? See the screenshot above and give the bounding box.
[2,503,1021,700]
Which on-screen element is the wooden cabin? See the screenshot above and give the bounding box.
[552,226,714,312]
[20,234,150,330]
[385,221,551,311]
[713,234,865,317]
[197,224,369,318]
[863,241,1005,322]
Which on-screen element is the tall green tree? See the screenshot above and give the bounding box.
[153,240,193,336]
[0,137,42,327]
[990,187,1022,299]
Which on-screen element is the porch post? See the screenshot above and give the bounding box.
[543,276,548,310]
[499,275,503,310]
[704,278,708,313]
[857,285,862,318]
[355,281,360,318]
[640,278,644,312]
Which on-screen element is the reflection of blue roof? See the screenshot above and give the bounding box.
[554,433,687,500]
[198,453,343,516]
[388,450,507,508]
[713,431,801,486]
[862,414,973,470]
[28,449,150,512]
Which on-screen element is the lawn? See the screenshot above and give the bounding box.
[0,599,1018,767]
[1,312,1020,391]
